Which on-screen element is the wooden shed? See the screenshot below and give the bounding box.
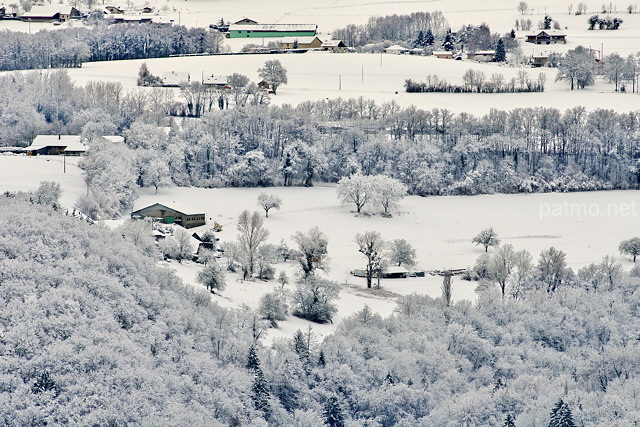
[131,202,206,229]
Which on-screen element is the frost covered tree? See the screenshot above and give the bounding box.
[292,276,339,323]
[257,193,282,218]
[336,173,373,214]
[538,247,568,292]
[387,239,417,267]
[258,59,288,95]
[603,53,625,91]
[141,157,171,194]
[489,244,516,299]
[517,1,528,14]
[556,46,597,90]
[258,290,288,327]
[292,227,329,278]
[441,271,453,307]
[619,237,640,262]
[228,72,250,107]
[160,227,194,261]
[196,262,226,294]
[236,210,270,277]
[355,231,386,288]
[373,175,407,215]
[472,227,500,252]
[117,219,157,257]
[32,181,61,210]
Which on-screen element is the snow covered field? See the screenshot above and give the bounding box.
[53,50,639,116]
[3,155,639,339]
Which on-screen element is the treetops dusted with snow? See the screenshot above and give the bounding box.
[336,173,406,215]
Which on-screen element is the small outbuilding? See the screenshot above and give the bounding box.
[131,202,206,229]
[321,40,347,52]
[432,50,454,59]
[385,45,408,55]
[532,55,549,67]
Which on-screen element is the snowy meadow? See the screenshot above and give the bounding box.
[4,0,640,424]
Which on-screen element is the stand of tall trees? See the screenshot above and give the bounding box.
[0,23,224,71]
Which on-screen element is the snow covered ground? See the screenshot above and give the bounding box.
[3,155,637,340]
[52,50,639,116]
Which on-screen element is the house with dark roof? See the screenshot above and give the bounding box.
[321,40,346,52]
[233,17,258,25]
[23,135,87,156]
[21,5,80,22]
[525,30,567,44]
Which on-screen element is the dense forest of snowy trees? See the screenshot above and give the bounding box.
[3,197,640,425]
[3,69,640,217]
[0,23,223,71]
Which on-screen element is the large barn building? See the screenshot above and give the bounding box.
[228,23,317,38]
[131,202,206,229]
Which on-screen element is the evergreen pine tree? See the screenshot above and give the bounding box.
[494,39,507,62]
[504,413,516,427]
[292,39,299,49]
[425,29,435,46]
[549,398,577,427]
[413,30,425,48]
[318,350,326,367]
[247,344,260,370]
[543,15,553,30]
[384,371,396,385]
[442,32,455,51]
[293,329,310,363]
[323,395,346,427]
[251,366,271,419]
[510,28,516,38]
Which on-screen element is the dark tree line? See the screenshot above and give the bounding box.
[0,23,223,71]
[332,11,449,47]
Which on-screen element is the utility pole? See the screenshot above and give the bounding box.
[339,75,341,90]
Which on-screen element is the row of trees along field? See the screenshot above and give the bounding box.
[0,23,224,71]
[4,70,640,218]
[4,194,640,425]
